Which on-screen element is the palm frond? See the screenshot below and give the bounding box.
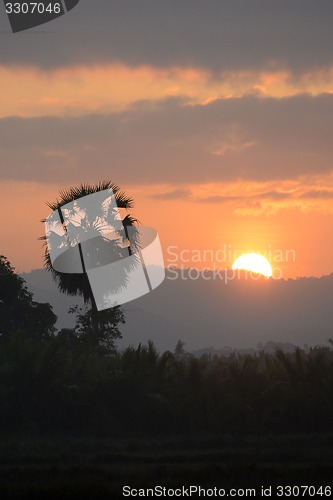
[41,181,139,306]
[46,181,133,211]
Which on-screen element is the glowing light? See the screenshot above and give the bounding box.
[232,253,272,277]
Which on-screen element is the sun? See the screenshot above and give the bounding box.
[232,253,272,278]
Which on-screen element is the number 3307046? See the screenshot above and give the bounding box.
[5,3,62,14]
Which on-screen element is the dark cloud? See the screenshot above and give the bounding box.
[199,191,292,204]
[1,93,333,185]
[1,1,333,74]
[150,189,192,200]
[300,189,333,199]
[257,191,291,200]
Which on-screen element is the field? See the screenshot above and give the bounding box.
[0,433,332,498]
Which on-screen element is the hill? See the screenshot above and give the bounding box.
[21,268,333,351]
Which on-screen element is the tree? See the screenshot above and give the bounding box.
[67,304,125,354]
[41,181,138,340]
[0,255,57,340]
[174,339,186,358]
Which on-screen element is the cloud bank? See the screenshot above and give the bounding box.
[1,94,333,185]
[1,0,333,75]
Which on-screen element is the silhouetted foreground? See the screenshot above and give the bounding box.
[0,433,332,499]
[1,333,333,436]
[1,256,333,497]
[1,335,333,497]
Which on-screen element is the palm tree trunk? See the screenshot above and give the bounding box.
[91,298,99,336]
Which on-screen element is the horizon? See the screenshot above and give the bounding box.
[22,262,333,281]
[20,263,333,353]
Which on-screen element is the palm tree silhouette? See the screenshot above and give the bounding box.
[41,181,139,336]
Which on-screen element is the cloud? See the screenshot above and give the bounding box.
[199,190,292,204]
[5,64,333,120]
[144,179,333,218]
[1,1,333,76]
[1,93,333,185]
[150,189,192,200]
[179,179,333,216]
[300,189,333,199]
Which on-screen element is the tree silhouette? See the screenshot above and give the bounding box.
[0,255,57,340]
[41,181,138,339]
[67,304,125,354]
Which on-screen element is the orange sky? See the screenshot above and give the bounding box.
[1,61,333,278]
[2,176,333,279]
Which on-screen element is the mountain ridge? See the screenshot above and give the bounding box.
[21,267,333,352]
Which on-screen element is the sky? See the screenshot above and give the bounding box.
[1,0,333,277]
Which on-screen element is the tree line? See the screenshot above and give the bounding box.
[1,254,333,437]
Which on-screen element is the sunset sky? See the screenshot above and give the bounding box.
[1,0,333,277]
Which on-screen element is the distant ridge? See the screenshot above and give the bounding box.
[21,268,333,352]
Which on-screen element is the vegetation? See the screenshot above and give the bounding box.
[1,255,333,435]
[1,254,333,496]
[1,255,333,436]
[1,329,333,436]
[0,255,56,341]
[41,181,138,336]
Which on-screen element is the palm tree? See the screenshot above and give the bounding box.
[41,181,139,337]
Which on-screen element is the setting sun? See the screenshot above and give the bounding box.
[232,253,273,277]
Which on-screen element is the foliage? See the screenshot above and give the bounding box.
[41,181,138,341]
[0,255,56,340]
[40,181,138,302]
[66,304,124,354]
[0,326,333,436]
